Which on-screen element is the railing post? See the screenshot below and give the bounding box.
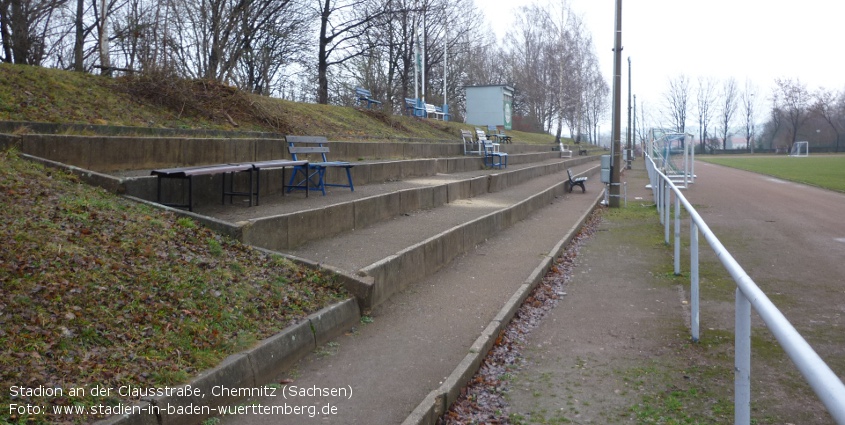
[657,174,664,224]
[736,289,752,425]
[674,195,681,275]
[664,180,670,245]
[691,222,700,342]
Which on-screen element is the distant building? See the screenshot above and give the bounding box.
[464,85,514,130]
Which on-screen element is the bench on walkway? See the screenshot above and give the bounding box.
[483,140,508,169]
[152,160,309,211]
[566,169,587,193]
[461,129,482,155]
[355,87,382,108]
[287,135,354,196]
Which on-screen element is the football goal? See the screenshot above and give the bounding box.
[789,141,809,157]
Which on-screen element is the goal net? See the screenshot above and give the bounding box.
[789,141,809,157]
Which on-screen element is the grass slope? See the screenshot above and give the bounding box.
[699,155,845,193]
[0,63,559,144]
[0,150,347,424]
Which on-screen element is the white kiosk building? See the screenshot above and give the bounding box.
[465,85,514,130]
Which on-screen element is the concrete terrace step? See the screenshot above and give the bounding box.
[192,157,598,309]
[217,161,604,425]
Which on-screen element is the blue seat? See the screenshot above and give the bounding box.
[286,136,354,196]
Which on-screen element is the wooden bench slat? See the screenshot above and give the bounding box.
[289,146,330,154]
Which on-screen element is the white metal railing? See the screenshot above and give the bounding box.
[645,155,845,425]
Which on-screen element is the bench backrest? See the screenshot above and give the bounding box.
[287,135,330,162]
[481,140,499,155]
[475,128,488,142]
[460,129,474,142]
[567,169,574,181]
[355,87,372,98]
[425,104,436,113]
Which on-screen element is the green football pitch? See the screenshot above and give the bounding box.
[698,155,845,193]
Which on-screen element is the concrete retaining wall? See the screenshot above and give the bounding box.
[14,134,563,173]
[355,165,598,309]
[240,156,596,254]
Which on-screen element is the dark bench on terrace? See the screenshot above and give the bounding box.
[355,87,382,108]
[576,143,588,155]
[487,125,512,144]
[152,164,253,211]
[151,160,308,211]
[287,135,354,196]
[566,169,587,193]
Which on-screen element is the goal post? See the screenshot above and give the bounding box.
[789,141,809,157]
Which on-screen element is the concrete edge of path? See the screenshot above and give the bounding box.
[94,298,361,425]
[400,189,605,425]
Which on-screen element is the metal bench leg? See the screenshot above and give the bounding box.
[345,166,354,192]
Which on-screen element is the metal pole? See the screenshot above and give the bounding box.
[442,9,447,120]
[674,195,681,275]
[736,290,752,425]
[664,180,670,245]
[691,222,700,342]
[633,94,637,157]
[627,56,632,169]
[609,0,623,207]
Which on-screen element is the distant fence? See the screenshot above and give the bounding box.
[644,154,845,425]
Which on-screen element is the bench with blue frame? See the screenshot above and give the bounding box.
[286,135,354,196]
[355,87,382,108]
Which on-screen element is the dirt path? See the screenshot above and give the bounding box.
[502,159,844,424]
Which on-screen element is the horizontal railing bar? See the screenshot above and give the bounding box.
[647,157,845,424]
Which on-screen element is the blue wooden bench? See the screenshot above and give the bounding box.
[482,140,508,169]
[405,98,425,116]
[355,87,382,108]
[286,136,354,196]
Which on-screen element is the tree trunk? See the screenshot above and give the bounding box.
[73,0,84,71]
[10,0,30,64]
[98,0,110,75]
[316,0,331,104]
[0,0,12,62]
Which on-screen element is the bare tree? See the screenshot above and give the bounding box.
[1,0,68,64]
[664,75,690,133]
[741,79,757,152]
[315,0,391,104]
[811,87,842,152]
[584,60,609,145]
[772,77,811,151]
[695,76,716,153]
[717,77,738,150]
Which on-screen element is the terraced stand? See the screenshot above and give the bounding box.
[12,132,600,425]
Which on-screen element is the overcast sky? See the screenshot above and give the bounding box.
[479,0,844,128]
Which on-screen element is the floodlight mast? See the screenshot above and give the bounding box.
[609,0,623,207]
